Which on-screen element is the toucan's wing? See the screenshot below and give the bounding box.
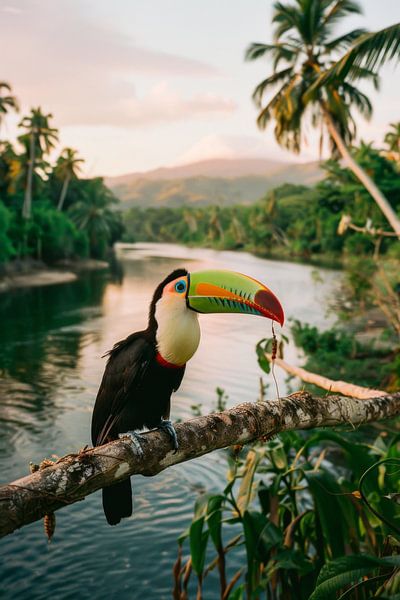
[91,333,154,446]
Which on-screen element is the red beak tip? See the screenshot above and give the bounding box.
[255,289,285,327]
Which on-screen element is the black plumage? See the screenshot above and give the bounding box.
[91,269,187,525]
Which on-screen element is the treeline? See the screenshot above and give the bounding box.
[123,134,399,265]
[0,83,123,265]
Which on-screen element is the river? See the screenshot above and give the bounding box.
[0,243,340,599]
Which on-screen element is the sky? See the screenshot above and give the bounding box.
[1,0,399,177]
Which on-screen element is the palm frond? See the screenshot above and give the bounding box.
[341,82,373,120]
[346,64,380,90]
[245,43,277,61]
[272,2,302,40]
[324,28,367,52]
[256,90,284,130]
[319,23,400,84]
[245,42,299,66]
[252,68,295,106]
[322,0,362,27]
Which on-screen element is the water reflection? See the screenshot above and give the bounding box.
[0,273,109,462]
[0,244,340,600]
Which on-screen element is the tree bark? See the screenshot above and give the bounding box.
[322,108,400,237]
[0,390,399,539]
[57,173,70,211]
[22,131,35,220]
[265,354,387,399]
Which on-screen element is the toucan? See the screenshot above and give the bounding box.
[91,268,284,525]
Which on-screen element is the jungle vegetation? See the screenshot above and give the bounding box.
[0,85,123,266]
[122,136,399,263]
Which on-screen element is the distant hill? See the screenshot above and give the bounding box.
[106,158,323,209]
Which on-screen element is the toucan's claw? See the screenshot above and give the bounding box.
[158,419,179,452]
[118,431,145,457]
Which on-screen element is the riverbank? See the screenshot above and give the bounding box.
[0,258,109,293]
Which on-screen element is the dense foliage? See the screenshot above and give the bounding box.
[175,410,400,599]
[123,141,399,264]
[0,85,123,265]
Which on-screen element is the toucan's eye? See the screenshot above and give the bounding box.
[175,280,187,294]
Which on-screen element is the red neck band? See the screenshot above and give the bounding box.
[155,352,183,369]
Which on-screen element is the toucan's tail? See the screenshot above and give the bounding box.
[102,478,133,525]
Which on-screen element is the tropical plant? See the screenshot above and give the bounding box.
[54,148,84,211]
[245,1,400,236]
[18,107,59,219]
[0,82,19,135]
[176,423,400,599]
[68,177,122,257]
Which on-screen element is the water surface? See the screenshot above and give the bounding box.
[0,243,340,599]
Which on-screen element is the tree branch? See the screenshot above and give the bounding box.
[1,390,399,539]
[265,354,387,399]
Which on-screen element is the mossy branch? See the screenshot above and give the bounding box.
[0,390,399,539]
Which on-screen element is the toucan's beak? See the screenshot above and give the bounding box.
[187,269,284,326]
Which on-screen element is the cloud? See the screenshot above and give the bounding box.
[0,0,228,127]
[57,83,236,127]
[1,5,22,13]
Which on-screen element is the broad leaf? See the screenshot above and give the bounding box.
[310,554,400,600]
[189,516,209,576]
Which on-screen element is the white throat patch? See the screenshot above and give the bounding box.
[155,295,200,366]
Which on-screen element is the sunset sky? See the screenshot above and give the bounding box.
[1,0,399,176]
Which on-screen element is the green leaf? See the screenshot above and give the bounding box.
[224,479,236,497]
[207,495,224,551]
[228,583,245,600]
[305,470,358,558]
[256,339,270,374]
[189,516,209,576]
[243,510,282,564]
[310,554,400,600]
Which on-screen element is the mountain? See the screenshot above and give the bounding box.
[106,158,323,209]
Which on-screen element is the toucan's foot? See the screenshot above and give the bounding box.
[158,420,179,452]
[118,431,144,457]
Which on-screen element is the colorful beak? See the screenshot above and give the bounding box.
[187,269,284,326]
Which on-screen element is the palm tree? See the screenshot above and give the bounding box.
[54,148,84,211]
[8,136,49,197]
[0,82,19,136]
[246,1,400,236]
[68,178,118,256]
[18,107,59,219]
[383,122,400,168]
